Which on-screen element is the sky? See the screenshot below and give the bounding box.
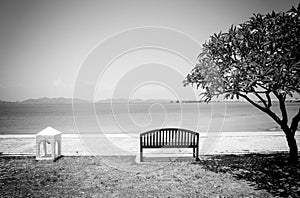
[0,0,298,101]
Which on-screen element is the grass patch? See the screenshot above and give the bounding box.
[1,153,295,197]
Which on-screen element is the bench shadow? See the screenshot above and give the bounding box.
[53,155,64,162]
[140,156,196,162]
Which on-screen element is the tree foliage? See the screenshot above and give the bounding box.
[185,4,300,103]
[184,4,300,162]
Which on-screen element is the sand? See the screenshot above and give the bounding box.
[1,132,299,162]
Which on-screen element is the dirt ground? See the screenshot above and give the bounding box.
[0,152,299,197]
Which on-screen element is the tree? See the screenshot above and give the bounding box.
[184,4,300,163]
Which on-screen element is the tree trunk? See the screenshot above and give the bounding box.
[285,133,298,164]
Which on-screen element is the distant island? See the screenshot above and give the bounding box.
[0,97,299,104]
[22,97,89,104]
[0,97,88,104]
[0,97,171,104]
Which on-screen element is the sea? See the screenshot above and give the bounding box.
[0,102,299,135]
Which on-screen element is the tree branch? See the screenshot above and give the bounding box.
[273,91,288,124]
[239,93,282,125]
[290,108,300,135]
[254,92,268,108]
[266,92,272,108]
[251,91,268,94]
[256,83,269,91]
[239,93,267,112]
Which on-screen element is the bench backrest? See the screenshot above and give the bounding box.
[140,128,199,148]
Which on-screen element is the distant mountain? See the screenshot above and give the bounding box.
[1,97,176,104]
[2,97,298,104]
[0,100,14,103]
[22,97,89,104]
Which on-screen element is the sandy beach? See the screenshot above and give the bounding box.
[1,132,299,161]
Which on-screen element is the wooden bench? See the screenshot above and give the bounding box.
[140,128,199,162]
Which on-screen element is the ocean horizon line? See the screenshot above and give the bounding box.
[1,96,299,104]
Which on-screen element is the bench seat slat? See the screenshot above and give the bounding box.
[157,131,159,147]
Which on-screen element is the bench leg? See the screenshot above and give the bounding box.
[140,148,143,162]
[193,147,195,157]
[195,147,200,161]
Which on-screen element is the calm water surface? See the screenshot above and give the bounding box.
[0,103,298,134]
